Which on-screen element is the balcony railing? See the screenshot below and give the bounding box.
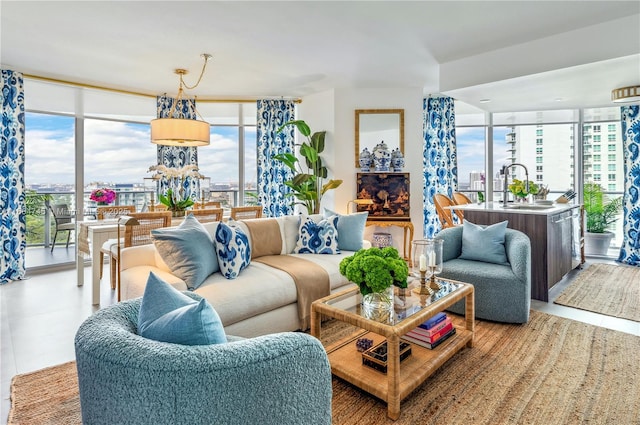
[25,189,257,249]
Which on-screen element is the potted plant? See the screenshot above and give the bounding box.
[275,120,342,214]
[583,183,622,256]
[339,247,408,311]
[508,179,539,201]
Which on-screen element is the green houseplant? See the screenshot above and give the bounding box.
[339,247,408,307]
[583,183,623,255]
[275,120,342,214]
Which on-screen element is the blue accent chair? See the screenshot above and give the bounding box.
[435,226,531,323]
[74,293,332,425]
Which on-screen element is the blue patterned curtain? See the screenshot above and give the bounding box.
[617,105,640,266]
[1,70,26,283]
[422,96,458,238]
[256,99,295,217]
[156,95,199,200]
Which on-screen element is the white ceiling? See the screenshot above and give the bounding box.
[1,1,639,113]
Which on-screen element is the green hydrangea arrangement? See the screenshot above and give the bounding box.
[508,179,539,198]
[339,247,409,295]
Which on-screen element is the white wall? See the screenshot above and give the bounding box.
[299,87,425,258]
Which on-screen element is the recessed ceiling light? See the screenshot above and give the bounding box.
[479,99,491,103]
[554,97,564,102]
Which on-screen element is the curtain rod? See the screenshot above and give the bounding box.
[23,73,302,104]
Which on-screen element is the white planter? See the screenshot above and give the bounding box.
[584,231,614,256]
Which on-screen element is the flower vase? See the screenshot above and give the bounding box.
[171,209,185,218]
[361,285,394,320]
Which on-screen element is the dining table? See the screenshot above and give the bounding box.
[76,219,120,305]
[76,217,185,305]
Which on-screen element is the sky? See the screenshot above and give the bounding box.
[25,111,512,188]
[24,112,257,186]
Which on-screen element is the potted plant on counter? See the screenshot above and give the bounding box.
[583,183,622,256]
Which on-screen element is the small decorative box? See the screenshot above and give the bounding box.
[361,340,412,373]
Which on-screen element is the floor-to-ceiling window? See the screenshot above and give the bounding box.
[492,110,578,202]
[455,104,623,258]
[455,107,486,202]
[23,78,260,269]
[583,107,624,250]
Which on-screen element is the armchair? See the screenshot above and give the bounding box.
[74,293,332,425]
[435,225,531,323]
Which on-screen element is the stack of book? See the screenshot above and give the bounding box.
[401,312,456,349]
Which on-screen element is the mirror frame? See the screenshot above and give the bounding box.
[354,109,405,168]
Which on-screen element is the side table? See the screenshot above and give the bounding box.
[365,220,414,265]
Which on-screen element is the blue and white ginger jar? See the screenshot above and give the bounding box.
[391,148,404,172]
[373,141,391,172]
[359,148,373,172]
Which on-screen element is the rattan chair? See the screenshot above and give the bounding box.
[451,192,472,222]
[98,205,137,285]
[188,208,224,223]
[49,203,75,252]
[433,194,456,229]
[230,206,263,220]
[107,211,172,297]
[193,201,221,209]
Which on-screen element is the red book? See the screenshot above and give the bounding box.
[406,322,454,344]
[410,318,452,338]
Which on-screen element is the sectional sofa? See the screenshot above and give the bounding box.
[119,214,365,337]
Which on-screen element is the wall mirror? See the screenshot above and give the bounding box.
[354,109,404,167]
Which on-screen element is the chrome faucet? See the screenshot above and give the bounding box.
[501,163,529,206]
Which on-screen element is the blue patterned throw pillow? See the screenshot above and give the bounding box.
[215,220,251,279]
[294,215,340,254]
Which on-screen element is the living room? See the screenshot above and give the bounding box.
[1,1,640,424]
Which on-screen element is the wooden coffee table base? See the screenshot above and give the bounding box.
[311,282,474,420]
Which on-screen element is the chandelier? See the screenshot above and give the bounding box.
[151,53,212,147]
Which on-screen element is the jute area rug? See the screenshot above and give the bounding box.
[554,263,640,322]
[9,311,640,425]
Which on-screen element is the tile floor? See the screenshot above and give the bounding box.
[1,259,639,424]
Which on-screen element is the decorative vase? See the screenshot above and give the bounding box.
[359,148,373,171]
[391,148,404,172]
[372,141,391,172]
[170,208,185,218]
[361,286,394,322]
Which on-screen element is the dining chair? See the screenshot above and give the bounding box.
[107,211,172,297]
[451,192,472,222]
[98,205,137,286]
[188,208,224,223]
[230,206,263,220]
[49,203,76,252]
[433,194,456,229]
[193,201,221,209]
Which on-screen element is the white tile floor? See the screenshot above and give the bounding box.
[1,259,639,424]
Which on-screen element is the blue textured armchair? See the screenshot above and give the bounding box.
[75,294,332,425]
[435,226,531,323]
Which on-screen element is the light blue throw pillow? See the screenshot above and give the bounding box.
[459,220,509,265]
[151,214,218,290]
[215,220,251,279]
[294,215,340,254]
[323,208,368,252]
[138,272,227,345]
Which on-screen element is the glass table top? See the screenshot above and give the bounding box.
[322,279,463,325]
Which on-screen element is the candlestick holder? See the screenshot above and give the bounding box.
[428,265,441,291]
[412,269,433,296]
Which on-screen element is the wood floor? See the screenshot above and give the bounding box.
[1,259,639,424]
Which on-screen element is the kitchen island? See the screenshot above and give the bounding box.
[447,202,584,301]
